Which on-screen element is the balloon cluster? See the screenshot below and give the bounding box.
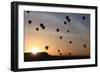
[26,11,87,56]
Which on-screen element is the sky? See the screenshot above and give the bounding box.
[24,11,90,56]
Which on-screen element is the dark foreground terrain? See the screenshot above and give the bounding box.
[24,52,90,62]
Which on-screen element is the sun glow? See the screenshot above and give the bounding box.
[31,48,40,54]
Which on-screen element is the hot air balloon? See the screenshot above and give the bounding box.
[69,41,72,44]
[58,50,60,52]
[42,26,45,30]
[68,52,71,55]
[28,20,32,24]
[59,36,62,39]
[68,18,71,22]
[26,11,30,13]
[40,23,44,27]
[60,53,62,56]
[82,16,85,20]
[56,28,60,32]
[64,21,67,25]
[45,46,49,50]
[66,16,69,19]
[67,30,69,33]
[36,27,39,31]
[83,44,86,48]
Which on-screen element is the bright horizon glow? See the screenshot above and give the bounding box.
[31,48,40,54]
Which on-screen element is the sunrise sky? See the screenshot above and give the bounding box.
[24,11,90,56]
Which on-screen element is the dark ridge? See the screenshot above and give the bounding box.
[24,52,90,62]
[36,52,51,57]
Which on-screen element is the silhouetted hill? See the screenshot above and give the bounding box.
[24,52,52,62]
[24,52,90,62]
[36,52,51,57]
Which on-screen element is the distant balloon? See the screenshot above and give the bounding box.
[66,16,69,19]
[65,16,71,22]
[68,19,71,22]
[83,44,86,48]
[64,21,67,25]
[82,16,86,20]
[45,46,49,50]
[28,20,32,24]
[42,26,45,30]
[68,52,71,55]
[56,28,60,32]
[59,36,62,39]
[60,53,62,56]
[58,50,60,52]
[36,28,39,31]
[67,30,69,33]
[26,11,30,13]
[40,23,44,27]
[40,23,45,30]
[69,41,72,44]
